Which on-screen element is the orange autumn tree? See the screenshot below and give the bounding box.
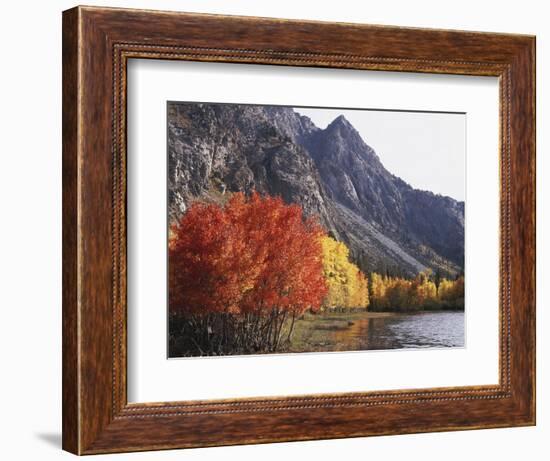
[169,192,327,355]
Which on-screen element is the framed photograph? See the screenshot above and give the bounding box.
[62,6,535,455]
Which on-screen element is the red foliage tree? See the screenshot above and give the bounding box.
[169,192,327,319]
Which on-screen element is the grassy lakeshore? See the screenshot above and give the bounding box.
[284,310,396,353]
[169,308,465,357]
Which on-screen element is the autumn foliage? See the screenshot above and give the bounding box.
[169,192,327,355]
[438,276,465,308]
[320,236,369,310]
[168,192,463,356]
[370,271,464,311]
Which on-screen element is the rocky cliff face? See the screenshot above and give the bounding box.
[305,113,464,272]
[168,102,464,277]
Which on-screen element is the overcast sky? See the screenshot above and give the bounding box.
[296,107,466,202]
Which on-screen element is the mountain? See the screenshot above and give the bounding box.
[167,102,464,277]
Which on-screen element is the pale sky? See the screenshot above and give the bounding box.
[296,107,466,202]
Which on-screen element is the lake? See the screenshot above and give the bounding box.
[288,310,464,353]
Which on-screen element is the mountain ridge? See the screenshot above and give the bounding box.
[167,102,464,278]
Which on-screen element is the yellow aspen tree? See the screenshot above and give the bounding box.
[320,236,370,309]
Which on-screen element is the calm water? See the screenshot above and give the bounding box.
[320,311,464,351]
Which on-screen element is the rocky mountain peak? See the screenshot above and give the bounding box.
[311,114,380,164]
[324,115,361,141]
[327,114,353,129]
[168,102,465,278]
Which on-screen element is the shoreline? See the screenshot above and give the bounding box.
[311,309,464,318]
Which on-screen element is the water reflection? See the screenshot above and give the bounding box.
[327,311,464,351]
